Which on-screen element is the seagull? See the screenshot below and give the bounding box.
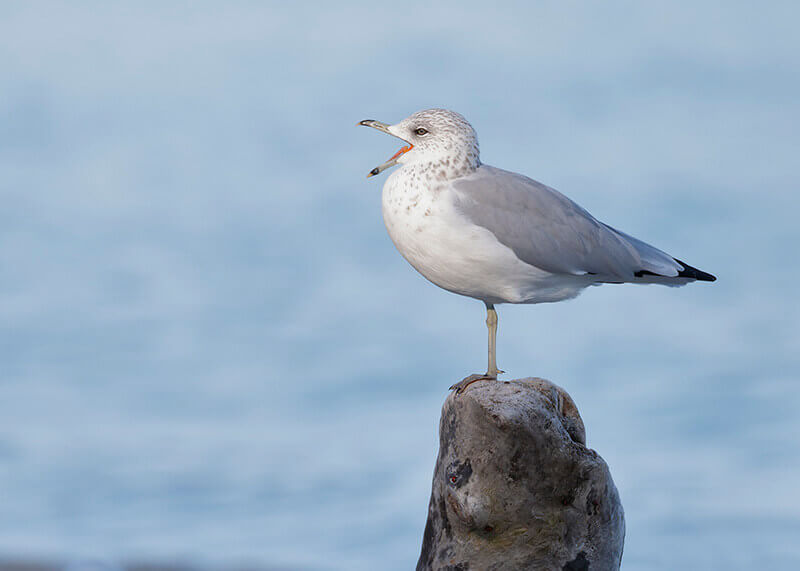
[359,109,715,392]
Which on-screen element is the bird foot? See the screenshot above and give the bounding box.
[450,372,502,395]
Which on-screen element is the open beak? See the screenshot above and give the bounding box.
[358,119,413,178]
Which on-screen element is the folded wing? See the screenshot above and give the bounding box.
[451,165,690,283]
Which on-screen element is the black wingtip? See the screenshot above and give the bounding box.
[633,259,716,282]
[674,258,716,282]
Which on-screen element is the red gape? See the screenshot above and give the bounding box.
[388,144,413,161]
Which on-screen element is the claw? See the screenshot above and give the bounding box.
[450,373,498,395]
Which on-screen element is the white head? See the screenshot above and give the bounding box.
[359,109,480,179]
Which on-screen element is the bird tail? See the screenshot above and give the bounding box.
[604,224,717,285]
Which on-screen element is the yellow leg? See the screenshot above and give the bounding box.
[450,303,505,394]
[486,303,500,377]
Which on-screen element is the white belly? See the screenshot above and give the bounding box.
[381,170,587,304]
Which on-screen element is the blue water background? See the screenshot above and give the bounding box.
[1,2,799,569]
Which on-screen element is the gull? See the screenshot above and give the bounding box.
[359,109,716,392]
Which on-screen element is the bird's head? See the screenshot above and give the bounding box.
[359,108,480,178]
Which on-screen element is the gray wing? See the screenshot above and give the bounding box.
[451,165,682,280]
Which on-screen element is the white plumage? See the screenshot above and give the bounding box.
[360,109,715,389]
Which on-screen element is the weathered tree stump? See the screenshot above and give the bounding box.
[417,378,624,571]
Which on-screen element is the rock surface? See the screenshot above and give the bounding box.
[417,378,625,571]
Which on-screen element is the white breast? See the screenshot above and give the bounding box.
[380,167,586,304]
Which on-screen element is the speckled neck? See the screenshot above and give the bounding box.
[406,151,481,184]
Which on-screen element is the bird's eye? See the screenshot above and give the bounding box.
[414,127,428,136]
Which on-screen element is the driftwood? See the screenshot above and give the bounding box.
[417,378,625,571]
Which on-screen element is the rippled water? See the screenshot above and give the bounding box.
[1,3,799,570]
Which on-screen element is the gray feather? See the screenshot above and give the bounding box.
[451,165,682,281]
